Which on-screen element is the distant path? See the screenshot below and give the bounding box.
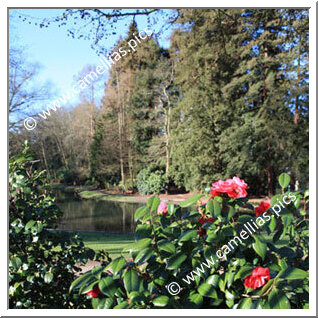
[76,188,268,204]
[78,189,196,203]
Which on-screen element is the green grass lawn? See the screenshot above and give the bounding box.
[56,229,289,263]
[79,232,135,258]
[79,190,137,202]
[77,231,287,258]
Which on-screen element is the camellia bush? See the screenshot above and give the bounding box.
[9,142,96,309]
[71,173,309,309]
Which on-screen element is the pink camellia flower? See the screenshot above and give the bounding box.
[157,202,168,216]
[232,176,248,188]
[232,177,248,198]
[210,177,248,199]
[255,201,271,217]
[244,266,270,289]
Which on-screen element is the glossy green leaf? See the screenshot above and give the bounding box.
[197,283,217,298]
[151,196,160,212]
[218,277,227,292]
[278,173,290,189]
[206,199,213,214]
[10,256,22,269]
[268,216,276,232]
[134,206,149,221]
[114,301,129,309]
[179,230,198,242]
[90,265,105,277]
[225,289,236,300]
[294,197,301,209]
[168,202,174,214]
[277,267,308,280]
[268,287,291,309]
[253,236,267,260]
[123,238,152,253]
[79,278,99,294]
[237,298,253,309]
[158,240,175,254]
[227,271,235,288]
[135,248,153,264]
[213,199,221,217]
[206,274,219,286]
[135,224,152,240]
[153,295,169,307]
[227,205,235,220]
[44,272,53,284]
[167,253,187,270]
[188,292,203,307]
[238,215,252,224]
[99,276,117,298]
[92,297,113,309]
[179,194,203,207]
[70,271,94,292]
[129,291,145,303]
[270,194,282,206]
[25,220,36,231]
[111,257,126,276]
[123,268,140,294]
[146,196,155,207]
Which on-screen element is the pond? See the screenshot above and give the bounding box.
[54,189,142,233]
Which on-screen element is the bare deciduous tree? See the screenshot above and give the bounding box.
[9,46,52,130]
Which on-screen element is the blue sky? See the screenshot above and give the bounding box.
[9,9,173,107]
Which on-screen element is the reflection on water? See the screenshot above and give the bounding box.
[54,189,142,233]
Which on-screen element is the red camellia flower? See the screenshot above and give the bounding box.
[199,214,214,225]
[86,285,101,298]
[210,177,248,199]
[255,201,271,217]
[157,202,168,216]
[197,226,206,237]
[244,266,270,289]
[197,214,213,236]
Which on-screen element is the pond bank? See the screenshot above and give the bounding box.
[78,189,195,203]
[50,184,195,203]
[50,184,267,204]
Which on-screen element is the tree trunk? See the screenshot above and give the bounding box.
[116,69,125,191]
[128,147,134,189]
[290,176,295,191]
[163,87,171,180]
[262,45,268,104]
[54,134,68,167]
[294,36,301,125]
[41,141,50,178]
[266,166,274,197]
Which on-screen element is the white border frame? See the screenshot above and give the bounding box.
[2,1,316,316]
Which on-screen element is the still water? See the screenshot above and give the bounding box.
[54,189,142,233]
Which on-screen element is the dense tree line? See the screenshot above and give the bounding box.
[10,9,309,196]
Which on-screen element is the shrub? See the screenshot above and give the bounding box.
[56,166,78,184]
[9,142,95,309]
[71,173,309,309]
[137,167,166,195]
